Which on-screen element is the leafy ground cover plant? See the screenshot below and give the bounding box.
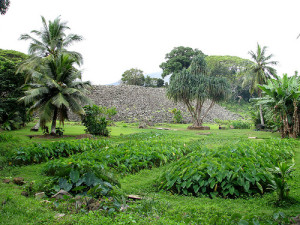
[0,133,17,142]
[9,138,111,165]
[43,133,191,176]
[158,139,295,198]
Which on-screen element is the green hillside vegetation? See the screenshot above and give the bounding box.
[0,122,299,224]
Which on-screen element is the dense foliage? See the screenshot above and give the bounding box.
[121,68,145,86]
[159,46,204,78]
[0,49,30,130]
[158,139,295,197]
[206,55,253,102]
[0,0,10,15]
[257,74,300,138]
[20,53,91,134]
[81,105,117,136]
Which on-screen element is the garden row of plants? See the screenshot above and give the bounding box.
[158,138,296,198]
[9,138,111,165]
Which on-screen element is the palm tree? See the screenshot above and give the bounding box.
[18,16,83,76]
[246,43,278,126]
[20,53,91,134]
[18,16,84,131]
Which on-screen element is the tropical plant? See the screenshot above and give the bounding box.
[158,139,295,198]
[244,43,278,126]
[268,161,295,201]
[19,16,83,70]
[257,74,300,138]
[20,53,91,134]
[170,108,183,123]
[167,54,230,127]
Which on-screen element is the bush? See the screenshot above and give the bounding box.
[81,105,117,136]
[230,120,252,129]
[158,139,295,198]
[170,108,183,123]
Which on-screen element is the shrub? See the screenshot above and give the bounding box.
[158,139,295,198]
[81,105,117,136]
[170,108,183,123]
[230,120,252,129]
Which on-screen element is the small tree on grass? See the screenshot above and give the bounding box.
[81,105,117,136]
[167,54,230,128]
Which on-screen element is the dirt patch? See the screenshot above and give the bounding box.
[187,126,210,130]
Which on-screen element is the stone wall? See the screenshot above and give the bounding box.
[70,85,242,124]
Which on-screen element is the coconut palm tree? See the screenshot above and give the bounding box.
[20,53,91,134]
[18,16,83,76]
[18,16,84,131]
[246,43,278,126]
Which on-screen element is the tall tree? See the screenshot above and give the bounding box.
[245,43,278,126]
[18,16,83,77]
[0,49,29,130]
[0,0,10,15]
[167,54,230,128]
[121,68,145,86]
[160,46,204,78]
[206,55,254,101]
[20,53,91,134]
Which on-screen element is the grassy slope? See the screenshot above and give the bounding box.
[0,123,299,224]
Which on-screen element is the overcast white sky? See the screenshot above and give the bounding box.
[1,0,300,84]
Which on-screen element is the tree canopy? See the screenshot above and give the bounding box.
[121,68,145,86]
[206,55,254,101]
[0,0,10,15]
[160,46,204,78]
[0,49,29,130]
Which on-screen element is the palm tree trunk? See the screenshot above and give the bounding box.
[51,108,58,135]
[259,104,265,126]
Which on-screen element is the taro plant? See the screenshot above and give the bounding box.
[158,139,295,198]
[268,161,295,201]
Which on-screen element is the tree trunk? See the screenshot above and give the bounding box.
[50,108,58,135]
[259,104,265,126]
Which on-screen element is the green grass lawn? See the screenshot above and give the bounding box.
[0,122,299,225]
